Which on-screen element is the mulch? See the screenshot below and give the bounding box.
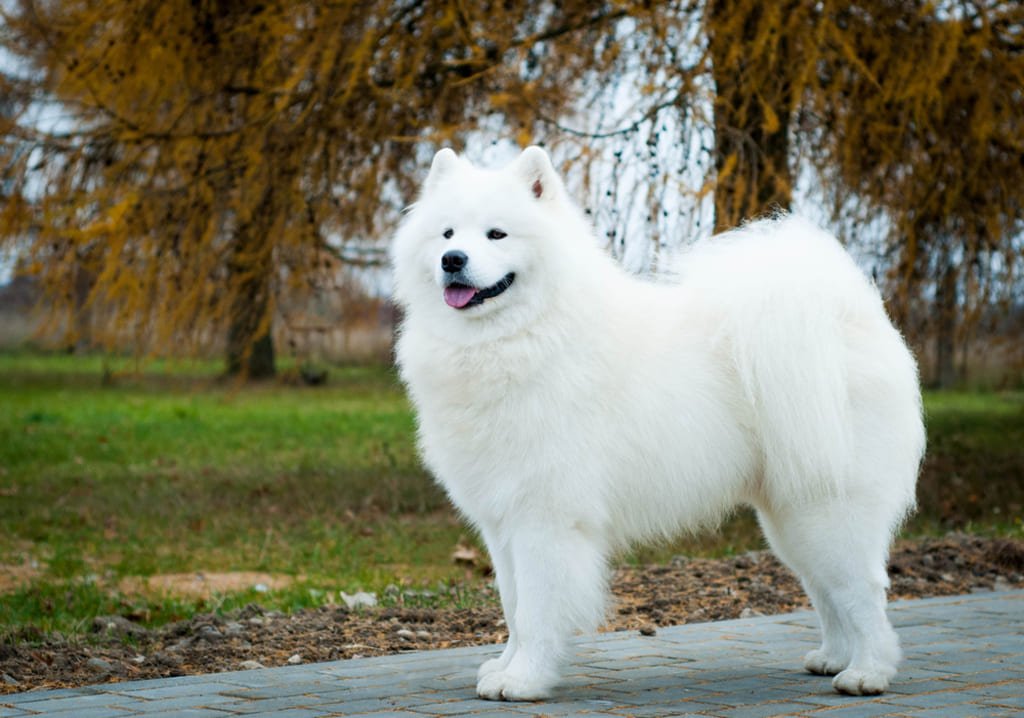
[2,533,1022,695]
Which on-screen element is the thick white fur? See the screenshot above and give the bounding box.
[391,147,925,701]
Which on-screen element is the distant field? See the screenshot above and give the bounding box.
[0,351,1021,637]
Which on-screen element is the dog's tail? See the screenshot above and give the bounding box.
[720,219,865,505]
[733,290,854,505]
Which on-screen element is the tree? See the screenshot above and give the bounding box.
[531,1,1024,385]
[808,1,1024,386]
[0,0,619,377]
[706,0,805,232]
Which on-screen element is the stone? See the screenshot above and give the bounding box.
[166,638,193,653]
[148,652,183,668]
[91,615,149,639]
[239,660,265,670]
[340,590,377,609]
[85,657,112,673]
[196,624,224,642]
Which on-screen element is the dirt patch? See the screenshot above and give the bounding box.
[1,533,1021,695]
[117,572,299,600]
[0,563,43,594]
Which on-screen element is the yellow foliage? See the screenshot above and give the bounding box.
[0,0,612,371]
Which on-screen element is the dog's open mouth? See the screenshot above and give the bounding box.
[444,273,515,309]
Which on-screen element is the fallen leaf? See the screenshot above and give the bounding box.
[452,543,481,566]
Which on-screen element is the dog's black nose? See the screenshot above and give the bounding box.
[441,250,468,274]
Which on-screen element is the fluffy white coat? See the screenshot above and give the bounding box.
[391,147,925,701]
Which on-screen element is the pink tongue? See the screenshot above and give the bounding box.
[444,286,477,308]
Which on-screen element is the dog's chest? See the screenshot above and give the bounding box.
[408,342,599,489]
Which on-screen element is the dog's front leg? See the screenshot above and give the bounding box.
[476,529,518,681]
[476,522,607,701]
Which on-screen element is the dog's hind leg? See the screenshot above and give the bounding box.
[475,521,608,701]
[797,579,853,676]
[757,499,902,695]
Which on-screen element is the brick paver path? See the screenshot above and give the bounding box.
[3,591,1021,717]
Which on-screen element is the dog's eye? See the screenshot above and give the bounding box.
[487,229,507,240]
[443,228,454,239]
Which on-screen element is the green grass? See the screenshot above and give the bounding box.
[1,351,1021,638]
[0,353,471,637]
[913,391,1024,535]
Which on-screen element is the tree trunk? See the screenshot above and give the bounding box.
[934,255,958,389]
[708,0,795,233]
[226,276,276,379]
[226,198,277,380]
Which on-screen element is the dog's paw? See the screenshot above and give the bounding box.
[476,657,509,681]
[476,669,553,701]
[832,667,893,695]
[804,648,847,676]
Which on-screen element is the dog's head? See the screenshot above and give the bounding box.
[392,146,585,344]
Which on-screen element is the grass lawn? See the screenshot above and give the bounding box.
[1,351,1021,637]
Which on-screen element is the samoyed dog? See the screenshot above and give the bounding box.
[391,146,925,701]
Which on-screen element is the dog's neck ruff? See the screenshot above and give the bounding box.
[444,273,516,309]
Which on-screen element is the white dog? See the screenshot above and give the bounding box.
[391,147,925,701]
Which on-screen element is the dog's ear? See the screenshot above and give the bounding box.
[424,148,459,194]
[514,146,558,201]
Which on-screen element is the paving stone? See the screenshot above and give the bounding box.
[128,693,240,713]
[943,669,1024,684]
[901,705,1016,718]
[405,713,524,718]
[4,686,105,703]
[954,684,1024,700]
[497,699,608,715]
[326,712,436,718]
[123,682,243,700]
[886,678,966,695]
[598,677,711,695]
[214,694,327,713]
[382,699,490,715]
[982,693,1024,708]
[700,687,814,707]
[800,701,907,717]
[220,706,322,717]
[885,690,984,709]
[714,700,824,717]
[0,709,34,718]
[580,655,681,670]
[604,700,725,716]
[40,709,136,718]
[4,692,144,714]
[788,689,886,708]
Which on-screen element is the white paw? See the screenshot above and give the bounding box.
[476,656,509,681]
[476,669,554,701]
[804,648,848,676]
[832,666,893,695]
